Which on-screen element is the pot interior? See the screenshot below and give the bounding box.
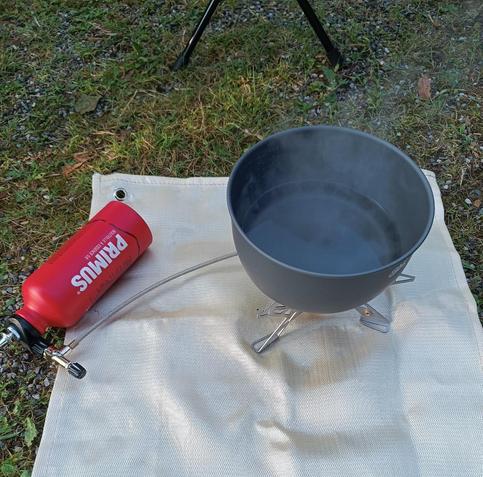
[228,127,434,276]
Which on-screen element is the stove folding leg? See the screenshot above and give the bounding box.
[252,311,302,353]
[172,0,223,70]
[253,301,394,353]
[357,304,392,333]
[355,272,416,332]
[256,301,292,319]
[392,273,416,285]
[252,271,418,351]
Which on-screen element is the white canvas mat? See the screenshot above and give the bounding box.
[32,171,482,477]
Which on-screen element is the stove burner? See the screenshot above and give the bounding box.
[252,273,415,353]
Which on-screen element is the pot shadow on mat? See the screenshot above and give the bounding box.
[235,287,398,388]
[236,299,419,474]
[237,316,387,387]
[256,419,415,456]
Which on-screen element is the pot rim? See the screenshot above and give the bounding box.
[226,125,435,280]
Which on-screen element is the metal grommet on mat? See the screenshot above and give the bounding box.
[113,188,127,201]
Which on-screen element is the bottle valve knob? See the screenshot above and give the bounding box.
[44,346,87,379]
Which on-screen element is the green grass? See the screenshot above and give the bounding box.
[0,0,481,473]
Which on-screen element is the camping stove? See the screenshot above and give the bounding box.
[251,273,415,353]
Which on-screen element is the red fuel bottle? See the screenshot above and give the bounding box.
[0,201,152,378]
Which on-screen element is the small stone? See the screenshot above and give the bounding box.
[464,198,472,205]
[43,378,50,387]
[443,185,449,190]
[31,393,40,400]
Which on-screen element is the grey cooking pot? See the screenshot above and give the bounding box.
[227,126,434,313]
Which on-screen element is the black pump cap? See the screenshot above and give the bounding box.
[9,316,50,356]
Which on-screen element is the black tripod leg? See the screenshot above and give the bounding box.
[172,0,223,70]
[295,0,343,67]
